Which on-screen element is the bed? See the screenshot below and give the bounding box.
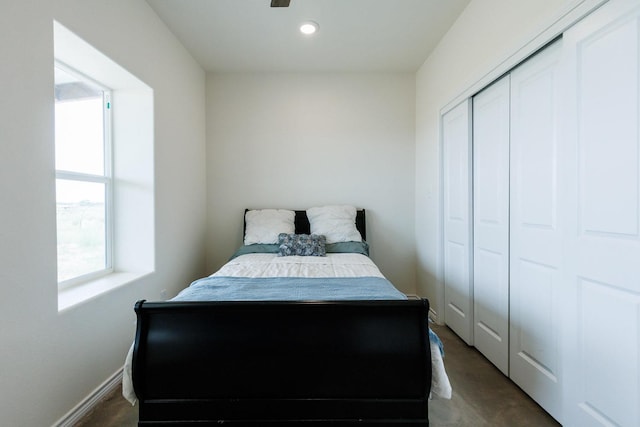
[124,206,451,426]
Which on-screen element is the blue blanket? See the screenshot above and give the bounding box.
[174,276,407,301]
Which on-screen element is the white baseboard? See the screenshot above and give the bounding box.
[406,294,440,324]
[429,307,439,324]
[52,368,123,427]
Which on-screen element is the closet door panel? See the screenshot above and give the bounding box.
[509,41,562,421]
[472,76,510,375]
[562,1,640,425]
[443,100,474,344]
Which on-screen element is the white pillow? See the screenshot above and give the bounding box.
[244,209,295,245]
[307,205,362,244]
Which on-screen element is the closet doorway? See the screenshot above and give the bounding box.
[443,40,563,420]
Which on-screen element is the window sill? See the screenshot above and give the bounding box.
[58,271,150,312]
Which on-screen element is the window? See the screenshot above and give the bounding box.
[54,64,112,286]
[54,21,154,311]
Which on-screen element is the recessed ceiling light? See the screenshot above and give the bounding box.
[300,21,319,35]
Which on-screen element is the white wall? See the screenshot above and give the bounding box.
[206,73,417,293]
[415,0,588,318]
[0,1,206,425]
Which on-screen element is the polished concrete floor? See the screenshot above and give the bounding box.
[76,325,560,426]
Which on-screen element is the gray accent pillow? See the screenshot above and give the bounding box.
[277,233,326,257]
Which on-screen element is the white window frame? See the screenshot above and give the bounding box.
[55,21,155,311]
[55,61,114,288]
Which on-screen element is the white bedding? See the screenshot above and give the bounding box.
[123,252,451,404]
[213,253,386,278]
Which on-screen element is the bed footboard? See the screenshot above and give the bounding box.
[133,299,431,426]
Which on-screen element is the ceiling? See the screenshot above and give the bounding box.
[145,0,470,73]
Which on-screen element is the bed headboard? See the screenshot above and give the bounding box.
[244,209,366,241]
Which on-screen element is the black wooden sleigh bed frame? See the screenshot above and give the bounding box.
[132,210,432,426]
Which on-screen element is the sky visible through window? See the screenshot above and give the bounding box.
[55,98,104,202]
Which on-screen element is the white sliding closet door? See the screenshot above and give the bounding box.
[562,1,640,425]
[509,41,563,421]
[472,76,510,375]
[442,100,474,345]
